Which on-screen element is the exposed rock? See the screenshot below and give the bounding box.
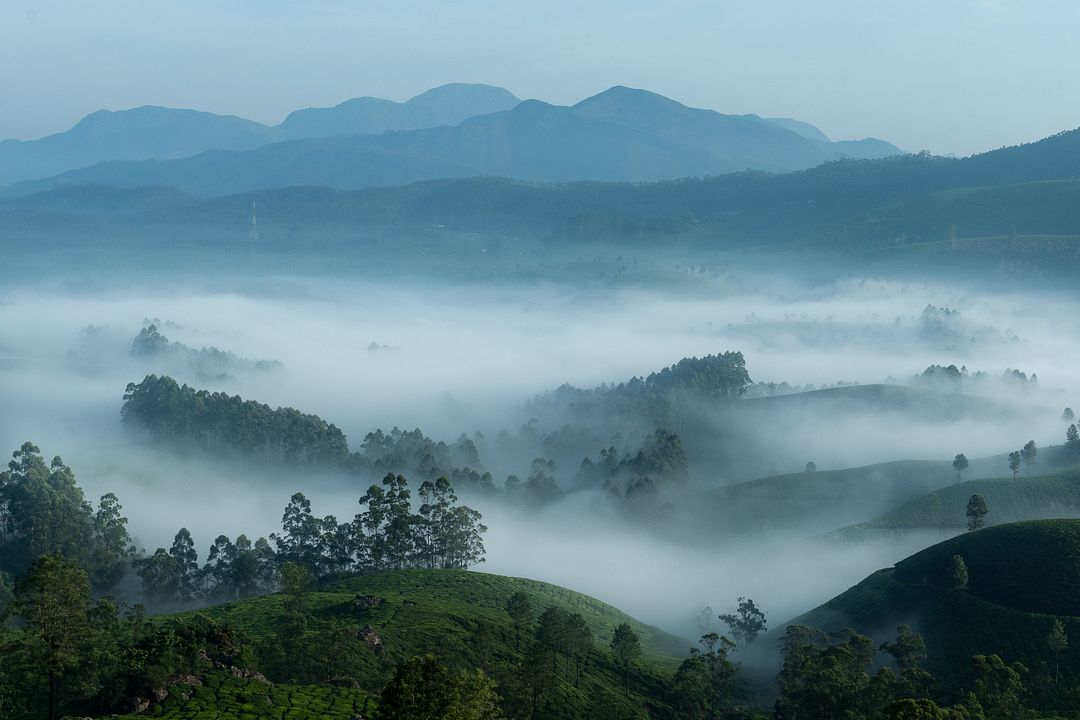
[360,625,384,655]
[353,593,385,611]
[229,666,273,685]
[132,697,150,713]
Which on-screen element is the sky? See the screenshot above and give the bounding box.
[1,0,1078,156]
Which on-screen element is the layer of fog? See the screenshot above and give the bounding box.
[1,274,1077,635]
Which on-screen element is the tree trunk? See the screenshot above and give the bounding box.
[48,670,56,720]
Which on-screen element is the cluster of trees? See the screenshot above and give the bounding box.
[136,474,487,609]
[130,324,282,382]
[0,442,135,595]
[1,555,252,720]
[528,352,752,428]
[122,375,351,465]
[776,624,1032,720]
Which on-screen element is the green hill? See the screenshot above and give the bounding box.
[793,520,1080,699]
[832,465,1080,540]
[681,442,1080,540]
[122,569,688,720]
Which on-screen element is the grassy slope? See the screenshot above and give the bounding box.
[832,464,1080,539]
[125,569,688,720]
[793,520,1080,692]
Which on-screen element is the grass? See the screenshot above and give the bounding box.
[832,465,1080,538]
[113,672,373,720]
[141,569,689,719]
[792,520,1080,705]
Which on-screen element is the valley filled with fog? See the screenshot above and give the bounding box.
[3,270,1074,635]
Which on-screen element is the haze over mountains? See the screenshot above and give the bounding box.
[0,83,901,192]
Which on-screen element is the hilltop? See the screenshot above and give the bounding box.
[832,463,1080,540]
[125,569,690,720]
[3,86,900,197]
[792,520,1080,695]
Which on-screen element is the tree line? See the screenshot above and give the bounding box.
[0,442,487,615]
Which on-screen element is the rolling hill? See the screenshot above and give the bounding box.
[792,520,1080,699]
[124,569,690,720]
[832,463,1080,539]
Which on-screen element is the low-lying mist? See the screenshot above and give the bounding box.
[1,271,1076,634]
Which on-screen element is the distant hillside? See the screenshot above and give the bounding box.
[793,520,1080,696]
[0,106,277,185]
[155,569,688,720]
[6,86,901,197]
[278,82,520,138]
[0,84,520,186]
[834,462,1080,538]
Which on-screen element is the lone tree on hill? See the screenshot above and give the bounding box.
[947,555,969,592]
[804,461,817,473]
[610,622,641,697]
[1020,441,1037,473]
[1048,619,1068,683]
[966,494,988,531]
[952,453,969,483]
[719,596,767,649]
[1007,451,1022,479]
[1064,407,1075,422]
[1068,424,1080,448]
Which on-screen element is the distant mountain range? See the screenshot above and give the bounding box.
[0,84,901,193]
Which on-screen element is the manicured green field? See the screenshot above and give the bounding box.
[134,568,689,719]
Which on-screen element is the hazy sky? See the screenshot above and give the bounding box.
[2,0,1078,156]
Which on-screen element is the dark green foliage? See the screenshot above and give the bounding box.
[506,591,532,653]
[0,442,135,592]
[9,556,110,720]
[121,375,351,465]
[376,655,502,720]
[611,622,641,697]
[669,633,738,719]
[966,495,988,532]
[775,625,879,720]
[947,555,969,592]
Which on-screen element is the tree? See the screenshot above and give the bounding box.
[1064,407,1075,422]
[610,622,641,697]
[776,625,878,720]
[1020,441,1037,473]
[506,591,531,652]
[947,555,969,592]
[952,453,969,483]
[805,461,817,473]
[1047,619,1068,684]
[375,655,503,720]
[168,528,199,602]
[1007,451,1021,479]
[970,654,1027,720]
[718,596,767,649]
[966,494,988,531]
[880,626,932,698]
[564,613,593,687]
[1068,424,1079,448]
[536,606,571,675]
[671,633,738,719]
[11,556,100,720]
